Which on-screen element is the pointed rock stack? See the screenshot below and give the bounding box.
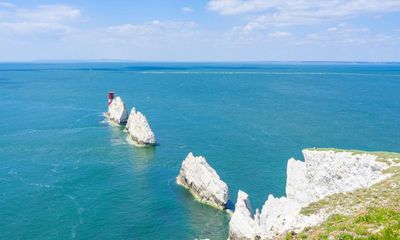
[125,107,156,146]
[229,190,260,240]
[107,96,128,125]
[105,92,156,147]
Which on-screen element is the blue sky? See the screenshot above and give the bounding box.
[0,0,400,61]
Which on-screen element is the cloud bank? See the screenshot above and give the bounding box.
[0,1,399,61]
[208,0,400,29]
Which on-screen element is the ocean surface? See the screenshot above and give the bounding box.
[0,62,399,239]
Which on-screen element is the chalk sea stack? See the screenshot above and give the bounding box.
[177,152,229,210]
[125,107,156,146]
[106,92,128,125]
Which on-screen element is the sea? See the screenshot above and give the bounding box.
[0,62,399,239]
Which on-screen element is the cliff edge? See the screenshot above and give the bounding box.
[229,148,400,240]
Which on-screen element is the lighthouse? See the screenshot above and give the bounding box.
[108,92,114,106]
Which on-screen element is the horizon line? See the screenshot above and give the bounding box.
[0,60,399,64]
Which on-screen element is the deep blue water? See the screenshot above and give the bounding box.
[0,62,399,239]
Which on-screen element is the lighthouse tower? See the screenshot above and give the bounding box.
[108,92,114,106]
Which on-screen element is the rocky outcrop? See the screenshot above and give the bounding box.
[229,149,390,240]
[287,149,386,204]
[125,107,156,146]
[229,191,260,240]
[107,96,128,124]
[176,152,229,210]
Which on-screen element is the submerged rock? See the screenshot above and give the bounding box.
[228,149,390,240]
[125,107,156,146]
[176,152,229,210]
[107,96,128,125]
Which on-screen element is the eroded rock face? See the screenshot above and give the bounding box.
[300,149,386,203]
[229,149,389,240]
[176,152,229,210]
[285,158,308,205]
[107,96,128,124]
[125,107,156,146]
[229,191,260,240]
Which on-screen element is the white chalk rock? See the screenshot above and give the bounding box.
[228,149,390,240]
[176,153,229,210]
[107,96,128,124]
[229,190,260,240]
[302,149,387,202]
[125,107,156,146]
[286,158,309,205]
[258,195,302,239]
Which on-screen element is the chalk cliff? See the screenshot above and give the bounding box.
[177,152,229,210]
[125,107,156,146]
[229,149,391,240]
[107,96,128,124]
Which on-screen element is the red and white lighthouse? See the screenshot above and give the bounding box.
[108,92,114,106]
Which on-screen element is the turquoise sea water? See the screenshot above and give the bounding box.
[0,62,399,239]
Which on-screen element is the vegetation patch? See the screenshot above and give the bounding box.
[291,207,400,239]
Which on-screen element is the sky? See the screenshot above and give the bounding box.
[0,0,400,62]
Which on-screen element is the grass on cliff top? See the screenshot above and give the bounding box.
[286,207,400,240]
[289,149,400,240]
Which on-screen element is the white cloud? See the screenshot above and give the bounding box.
[268,31,291,38]
[0,22,71,34]
[303,26,377,45]
[107,20,198,35]
[208,0,400,28]
[16,4,81,22]
[208,0,400,16]
[53,20,206,61]
[182,7,193,13]
[0,4,81,34]
[229,23,260,34]
[0,1,15,8]
[207,0,270,15]
[373,34,391,42]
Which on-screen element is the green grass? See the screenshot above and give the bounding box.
[294,207,400,239]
